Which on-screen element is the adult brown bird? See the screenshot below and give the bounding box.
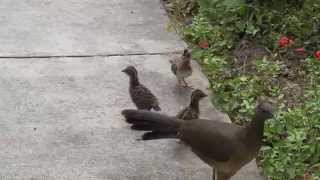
[170,49,192,87]
[122,66,161,111]
[122,101,275,180]
[176,89,207,120]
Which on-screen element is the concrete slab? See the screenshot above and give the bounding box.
[0,0,185,56]
[0,0,264,179]
[0,55,262,180]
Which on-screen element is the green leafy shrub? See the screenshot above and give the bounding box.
[261,78,320,179]
[165,0,320,178]
[185,0,320,51]
[162,0,199,21]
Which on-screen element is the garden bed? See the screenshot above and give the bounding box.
[162,0,320,179]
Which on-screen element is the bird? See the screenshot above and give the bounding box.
[176,89,207,120]
[170,49,193,87]
[122,66,161,111]
[121,100,275,180]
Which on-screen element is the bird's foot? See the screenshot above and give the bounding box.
[177,79,194,89]
[182,83,194,89]
[176,140,183,145]
[176,79,193,89]
[184,85,194,89]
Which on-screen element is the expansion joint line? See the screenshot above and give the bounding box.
[0,51,183,59]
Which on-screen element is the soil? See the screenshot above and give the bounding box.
[162,0,311,109]
[232,39,309,108]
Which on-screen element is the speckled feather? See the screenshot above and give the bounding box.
[122,66,161,111]
[176,89,206,120]
[129,84,161,111]
[171,63,178,75]
[176,106,198,120]
[170,49,192,80]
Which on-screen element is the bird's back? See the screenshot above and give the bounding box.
[170,59,178,75]
[179,119,257,175]
[176,107,198,120]
[170,58,191,76]
[179,120,244,162]
[129,84,160,110]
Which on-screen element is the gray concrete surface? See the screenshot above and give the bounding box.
[0,0,263,179]
[0,57,263,180]
[0,0,184,56]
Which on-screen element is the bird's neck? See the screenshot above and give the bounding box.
[190,99,200,113]
[246,114,266,147]
[129,75,140,87]
[182,60,191,68]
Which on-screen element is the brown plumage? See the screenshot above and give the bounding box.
[121,101,275,180]
[176,89,207,120]
[170,49,192,87]
[122,66,161,111]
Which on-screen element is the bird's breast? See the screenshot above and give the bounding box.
[176,70,192,78]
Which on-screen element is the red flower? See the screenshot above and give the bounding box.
[288,39,294,47]
[278,36,294,48]
[315,50,320,60]
[278,37,289,47]
[294,48,306,54]
[199,40,210,49]
[304,171,311,180]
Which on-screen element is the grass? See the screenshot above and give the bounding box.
[162,0,320,179]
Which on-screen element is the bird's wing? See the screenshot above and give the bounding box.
[176,107,189,119]
[176,107,196,120]
[131,85,159,108]
[171,63,178,75]
[179,120,238,162]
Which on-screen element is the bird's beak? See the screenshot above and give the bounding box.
[271,110,276,118]
[269,105,276,118]
[121,69,126,73]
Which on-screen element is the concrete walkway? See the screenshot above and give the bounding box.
[0,0,263,179]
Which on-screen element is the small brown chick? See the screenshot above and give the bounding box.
[170,49,192,87]
[122,66,161,111]
[176,89,207,120]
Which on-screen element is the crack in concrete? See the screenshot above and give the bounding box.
[0,51,183,59]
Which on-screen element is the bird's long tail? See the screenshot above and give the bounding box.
[121,109,180,140]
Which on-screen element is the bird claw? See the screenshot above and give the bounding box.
[183,84,194,89]
[182,79,194,89]
[182,83,194,89]
[177,79,194,89]
[177,140,184,145]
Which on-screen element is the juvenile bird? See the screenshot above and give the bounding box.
[122,101,275,180]
[170,49,192,87]
[176,89,207,120]
[122,66,161,111]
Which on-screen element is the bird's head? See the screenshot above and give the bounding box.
[255,100,275,121]
[182,49,191,61]
[191,89,207,101]
[122,66,138,77]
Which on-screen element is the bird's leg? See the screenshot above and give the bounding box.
[212,168,216,180]
[217,171,232,180]
[262,140,273,148]
[182,78,193,89]
[182,78,188,86]
[177,140,183,144]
